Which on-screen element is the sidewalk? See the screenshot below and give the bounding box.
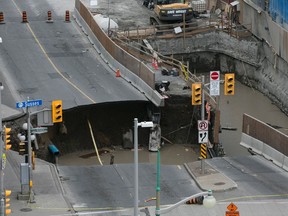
[184,159,237,192]
[6,151,73,216]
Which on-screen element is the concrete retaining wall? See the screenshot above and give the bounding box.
[240,133,288,171]
[74,0,164,107]
[242,0,288,63]
[241,113,288,171]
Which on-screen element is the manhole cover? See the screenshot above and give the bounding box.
[214,182,225,186]
[20,208,32,212]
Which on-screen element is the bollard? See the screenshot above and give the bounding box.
[46,10,53,23]
[200,143,207,159]
[22,11,28,23]
[65,10,70,22]
[200,143,207,174]
[0,12,5,24]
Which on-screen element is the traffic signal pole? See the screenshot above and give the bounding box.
[26,105,34,202]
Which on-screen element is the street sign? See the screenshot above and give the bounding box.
[198,131,208,143]
[16,99,43,108]
[210,71,220,96]
[226,202,239,216]
[227,203,238,212]
[198,120,208,131]
[226,211,239,216]
[16,102,26,108]
[27,99,42,107]
[37,110,53,126]
[210,71,219,80]
[31,127,48,134]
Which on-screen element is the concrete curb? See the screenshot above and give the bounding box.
[184,160,238,192]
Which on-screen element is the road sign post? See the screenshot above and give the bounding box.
[16,98,43,202]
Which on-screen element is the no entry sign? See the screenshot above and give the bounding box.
[210,71,219,80]
[210,71,220,96]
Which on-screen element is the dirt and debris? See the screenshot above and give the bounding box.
[86,0,153,29]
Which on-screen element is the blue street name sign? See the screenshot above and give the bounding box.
[16,99,43,108]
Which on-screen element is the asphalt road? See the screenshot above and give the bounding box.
[0,0,147,111]
[58,163,201,210]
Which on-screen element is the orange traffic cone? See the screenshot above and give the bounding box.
[65,10,70,22]
[154,59,159,70]
[22,11,28,23]
[116,69,121,77]
[46,11,53,23]
[0,12,5,24]
[152,58,155,68]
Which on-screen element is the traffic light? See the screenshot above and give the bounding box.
[4,127,12,150]
[52,100,63,123]
[5,189,11,215]
[18,141,27,155]
[192,83,202,105]
[224,73,235,95]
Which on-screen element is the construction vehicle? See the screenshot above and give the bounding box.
[149,0,194,25]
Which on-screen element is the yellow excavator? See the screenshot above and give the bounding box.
[149,0,194,25]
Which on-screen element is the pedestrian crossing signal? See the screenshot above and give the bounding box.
[52,100,63,123]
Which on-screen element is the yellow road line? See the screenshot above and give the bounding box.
[218,193,288,202]
[11,0,96,103]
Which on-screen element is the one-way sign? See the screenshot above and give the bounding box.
[198,131,208,143]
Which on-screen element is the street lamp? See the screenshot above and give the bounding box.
[134,118,154,216]
[155,190,216,215]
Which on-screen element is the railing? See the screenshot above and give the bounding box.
[112,32,216,106]
[117,19,218,40]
